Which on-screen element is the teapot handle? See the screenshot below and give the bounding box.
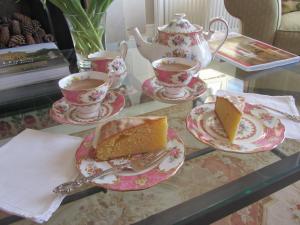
[119,40,128,59]
[206,17,229,59]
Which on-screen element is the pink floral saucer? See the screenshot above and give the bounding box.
[186,103,285,153]
[75,129,185,191]
[142,77,207,104]
[50,91,125,125]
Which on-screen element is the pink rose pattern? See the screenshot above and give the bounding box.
[159,31,198,47]
[168,147,181,163]
[88,90,104,102]
[0,121,12,137]
[0,108,58,139]
[85,163,103,176]
[172,35,186,46]
[56,104,68,114]
[187,103,285,153]
[23,115,37,128]
[76,129,184,191]
[178,73,189,82]
[108,57,126,74]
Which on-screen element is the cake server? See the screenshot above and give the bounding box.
[53,150,169,194]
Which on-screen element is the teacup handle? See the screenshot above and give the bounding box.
[119,40,128,59]
[108,72,114,88]
[205,17,229,60]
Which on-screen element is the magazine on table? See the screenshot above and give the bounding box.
[0,43,70,91]
[210,33,300,71]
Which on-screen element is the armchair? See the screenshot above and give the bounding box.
[224,0,300,55]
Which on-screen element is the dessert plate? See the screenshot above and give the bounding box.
[75,129,185,191]
[186,103,285,153]
[142,77,207,104]
[50,91,125,125]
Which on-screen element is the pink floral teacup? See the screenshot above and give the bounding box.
[90,41,128,89]
[58,71,110,119]
[152,57,200,98]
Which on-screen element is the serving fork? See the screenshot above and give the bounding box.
[53,150,169,194]
[257,104,300,123]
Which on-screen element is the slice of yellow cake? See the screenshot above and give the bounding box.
[93,116,168,161]
[214,95,245,143]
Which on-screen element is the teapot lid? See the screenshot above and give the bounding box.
[158,13,200,33]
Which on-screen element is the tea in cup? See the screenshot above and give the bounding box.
[90,41,128,89]
[152,57,200,98]
[58,71,110,119]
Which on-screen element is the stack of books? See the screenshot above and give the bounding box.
[0,42,70,91]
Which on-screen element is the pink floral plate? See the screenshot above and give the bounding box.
[75,129,185,191]
[186,103,285,153]
[142,76,207,104]
[50,91,125,125]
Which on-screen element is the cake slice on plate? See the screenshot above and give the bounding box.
[93,116,168,161]
[214,95,245,143]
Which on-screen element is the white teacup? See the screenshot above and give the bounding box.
[152,57,201,98]
[58,71,110,119]
[89,41,128,89]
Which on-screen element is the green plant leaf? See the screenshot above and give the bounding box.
[47,0,113,54]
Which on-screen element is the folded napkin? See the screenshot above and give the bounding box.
[217,90,300,140]
[0,129,82,223]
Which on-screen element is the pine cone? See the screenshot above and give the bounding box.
[43,34,54,42]
[22,22,34,35]
[0,43,6,48]
[32,20,41,30]
[1,17,11,26]
[8,34,26,47]
[36,28,46,39]
[32,32,42,43]
[13,12,32,24]
[25,34,35,45]
[11,20,21,35]
[0,25,10,45]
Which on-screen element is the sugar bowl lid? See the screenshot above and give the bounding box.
[158,13,200,33]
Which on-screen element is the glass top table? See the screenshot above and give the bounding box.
[0,44,300,225]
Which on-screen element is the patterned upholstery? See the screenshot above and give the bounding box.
[282,0,300,14]
[274,30,300,53]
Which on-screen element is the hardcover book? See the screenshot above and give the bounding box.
[0,43,70,91]
[210,33,300,71]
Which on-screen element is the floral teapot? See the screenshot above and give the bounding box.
[129,13,228,68]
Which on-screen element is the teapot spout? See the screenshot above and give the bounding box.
[128,27,156,61]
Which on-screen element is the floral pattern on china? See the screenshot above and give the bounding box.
[186,103,285,153]
[129,13,229,68]
[50,91,125,125]
[75,129,185,191]
[142,76,207,104]
[107,56,127,89]
[59,71,110,106]
[108,56,126,75]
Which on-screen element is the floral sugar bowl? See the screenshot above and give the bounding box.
[130,13,229,68]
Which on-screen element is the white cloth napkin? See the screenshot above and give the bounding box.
[0,129,82,223]
[217,90,300,140]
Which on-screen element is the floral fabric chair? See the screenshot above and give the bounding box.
[224,0,300,55]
